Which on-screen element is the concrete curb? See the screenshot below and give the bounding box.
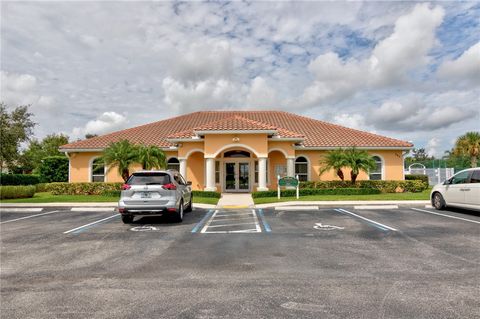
[254,200,431,209]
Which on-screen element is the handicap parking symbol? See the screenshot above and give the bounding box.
[130,226,160,232]
[313,223,344,231]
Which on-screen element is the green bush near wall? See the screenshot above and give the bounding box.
[47,182,123,195]
[0,174,41,186]
[252,188,381,198]
[405,174,429,185]
[0,185,36,199]
[38,156,69,183]
[192,190,222,198]
[298,180,428,193]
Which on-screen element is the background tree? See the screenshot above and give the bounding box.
[0,103,36,171]
[453,132,480,168]
[38,156,69,182]
[319,149,347,180]
[101,140,139,182]
[342,148,376,184]
[19,134,69,173]
[85,133,98,139]
[137,144,166,170]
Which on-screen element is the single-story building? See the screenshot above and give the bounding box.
[60,111,413,192]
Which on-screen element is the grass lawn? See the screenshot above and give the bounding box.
[253,189,432,204]
[1,192,219,205]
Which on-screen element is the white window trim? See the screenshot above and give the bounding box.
[89,156,106,182]
[167,157,180,171]
[295,155,311,181]
[369,154,385,181]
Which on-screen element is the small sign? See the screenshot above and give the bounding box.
[278,176,299,187]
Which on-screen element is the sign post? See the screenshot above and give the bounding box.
[278,176,300,199]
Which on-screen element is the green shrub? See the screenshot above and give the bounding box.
[35,183,50,192]
[298,180,428,193]
[47,182,123,195]
[192,190,222,198]
[405,174,429,185]
[0,185,36,199]
[101,190,122,197]
[252,188,381,198]
[38,156,69,183]
[0,173,41,185]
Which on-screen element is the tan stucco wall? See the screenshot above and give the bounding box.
[186,151,205,190]
[268,141,295,157]
[177,142,204,159]
[204,134,268,157]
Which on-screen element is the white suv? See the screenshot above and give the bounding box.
[431,168,480,211]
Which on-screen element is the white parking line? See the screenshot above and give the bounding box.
[411,208,480,225]
[200,210,220,233]
[0,210,61,224]
[204,229,259,234]
[209,216,254,222]
[0,208,43,212]
[200,209,261,233]
[354,205,398,210]
[275,206,318,211]
[335,208,397,231]
[71,207,115,212]
[63,215,119,234]
[215,212,253,217]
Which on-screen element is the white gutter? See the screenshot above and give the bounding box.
[294,146,413,151]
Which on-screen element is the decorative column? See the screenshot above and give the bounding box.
[257,157,268,191]
[287,157,295,177]
[179,158,187,180]
[205,157,216,191]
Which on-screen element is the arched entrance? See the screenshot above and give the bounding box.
[223,150,252,192]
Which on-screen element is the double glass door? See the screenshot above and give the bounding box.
[225,162,250,192]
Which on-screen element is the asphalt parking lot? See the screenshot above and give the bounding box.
[1,204,479,318]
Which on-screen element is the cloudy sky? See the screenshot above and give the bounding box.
[1,1,479,156]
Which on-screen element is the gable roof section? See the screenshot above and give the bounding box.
[60,111,412,150]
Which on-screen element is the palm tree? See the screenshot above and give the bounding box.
[319,149,347,180]
[343,147,377,184]
[137,144,166,170]
[101,140,139,182]
[453,132,480,168]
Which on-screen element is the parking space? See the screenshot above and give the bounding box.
[1,205,479,318]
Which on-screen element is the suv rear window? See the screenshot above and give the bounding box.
[127,173,171,185]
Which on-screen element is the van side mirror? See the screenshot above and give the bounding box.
[444,179,452,185]
[187,181,192,186]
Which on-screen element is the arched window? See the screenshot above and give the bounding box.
[91,158,105,182]
[223,150,250,158]
[167,157,180,171]
[369,156,383,180]
[295,156,308,181]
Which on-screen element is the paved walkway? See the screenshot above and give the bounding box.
[216,193,255,208]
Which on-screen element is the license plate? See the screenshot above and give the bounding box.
[140,192,151,198]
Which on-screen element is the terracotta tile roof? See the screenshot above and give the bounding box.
[60,111,413,150]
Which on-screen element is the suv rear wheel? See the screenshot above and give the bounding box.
[173,200,184,223]
[185,195,193,213]
[121,215,134,224]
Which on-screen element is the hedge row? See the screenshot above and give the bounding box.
[252,188,381,198]
[47,182,123,195]
[405,174,429,185]
[192,190,222,198]
[0,185,36,199]
[0,174,41,186]
[298,180,428,193]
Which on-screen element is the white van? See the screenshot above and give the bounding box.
[431,168,480,211]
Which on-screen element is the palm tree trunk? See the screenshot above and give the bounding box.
[337,169,344,181]
[122,169,130,182]
[350,171,357,184]
[471,156,478,168]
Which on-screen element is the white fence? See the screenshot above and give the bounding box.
[405,165,455,186]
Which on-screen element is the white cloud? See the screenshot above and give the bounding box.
[246,77,278,108]
[437,42,480,86]
[426,137,440,158]
[71,111,128,138]
[0,71,55,108]
[333,113,366,130]
[297,3,445,108]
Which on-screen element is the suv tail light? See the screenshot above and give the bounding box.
[122,184,131,190]
[162,183,177,190]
